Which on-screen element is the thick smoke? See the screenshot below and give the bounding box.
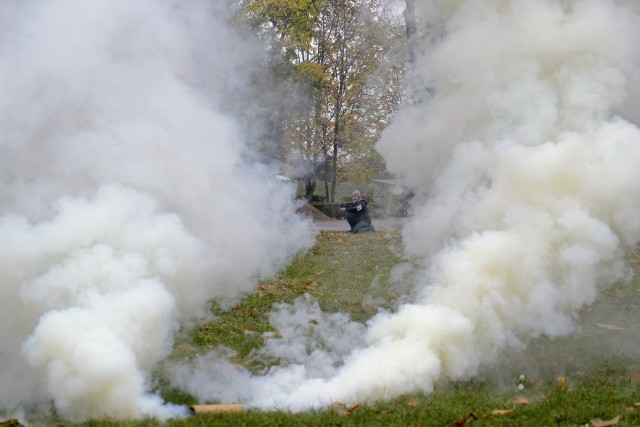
[0,0,313,422]
[171,0,640,411]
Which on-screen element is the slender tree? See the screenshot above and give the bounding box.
[238,0,405,202]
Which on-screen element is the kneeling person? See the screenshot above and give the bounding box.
[340,190,374,233]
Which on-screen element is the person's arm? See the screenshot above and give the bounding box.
[345,201,363,213]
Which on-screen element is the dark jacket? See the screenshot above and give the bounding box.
[345,199,371,225]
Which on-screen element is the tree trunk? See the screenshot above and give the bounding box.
[305,177,316,200]
[322,131,330,202]
[331,130,338,203]
[303,120,317,201]
[330,7,348,204]
[404,0,444,103]
[330,65,344,204]
[404,0,418,67]
[404,0,429,102]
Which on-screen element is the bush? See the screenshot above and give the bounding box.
[311,202,343,219]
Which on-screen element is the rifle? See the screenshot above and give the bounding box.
[338,202,355,209]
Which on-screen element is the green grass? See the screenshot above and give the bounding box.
[9,231,640,426]
[175,230,405,364]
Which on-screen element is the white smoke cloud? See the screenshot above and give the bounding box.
[171,0,640,412]
[169,295,368,407]
[0,0,313,422]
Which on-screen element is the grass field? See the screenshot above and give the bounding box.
[10,230,640,426]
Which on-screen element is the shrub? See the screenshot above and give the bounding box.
[311,202,342,219]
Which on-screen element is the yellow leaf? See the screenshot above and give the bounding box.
[491,408,514,415]
[591,416,621,427]
[556,376,568,391]
[515,397,531,405]
[407,399,418,407]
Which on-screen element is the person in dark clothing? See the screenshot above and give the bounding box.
[340,190,375,233]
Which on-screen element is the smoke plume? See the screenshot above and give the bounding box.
[171,0,640,411]
[0,0,313,422]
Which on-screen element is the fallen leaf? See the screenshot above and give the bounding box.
[595,323,625,331]
[556,376,568,391]
[303,280,317,290]
[328,402,359,416]
[407,399,418,407]
[454,412,478,427]
[491,408,514,415]
[344,404,360,415]
[279,281,292,289]
[591,415,621,427]
[515,396,531,405]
